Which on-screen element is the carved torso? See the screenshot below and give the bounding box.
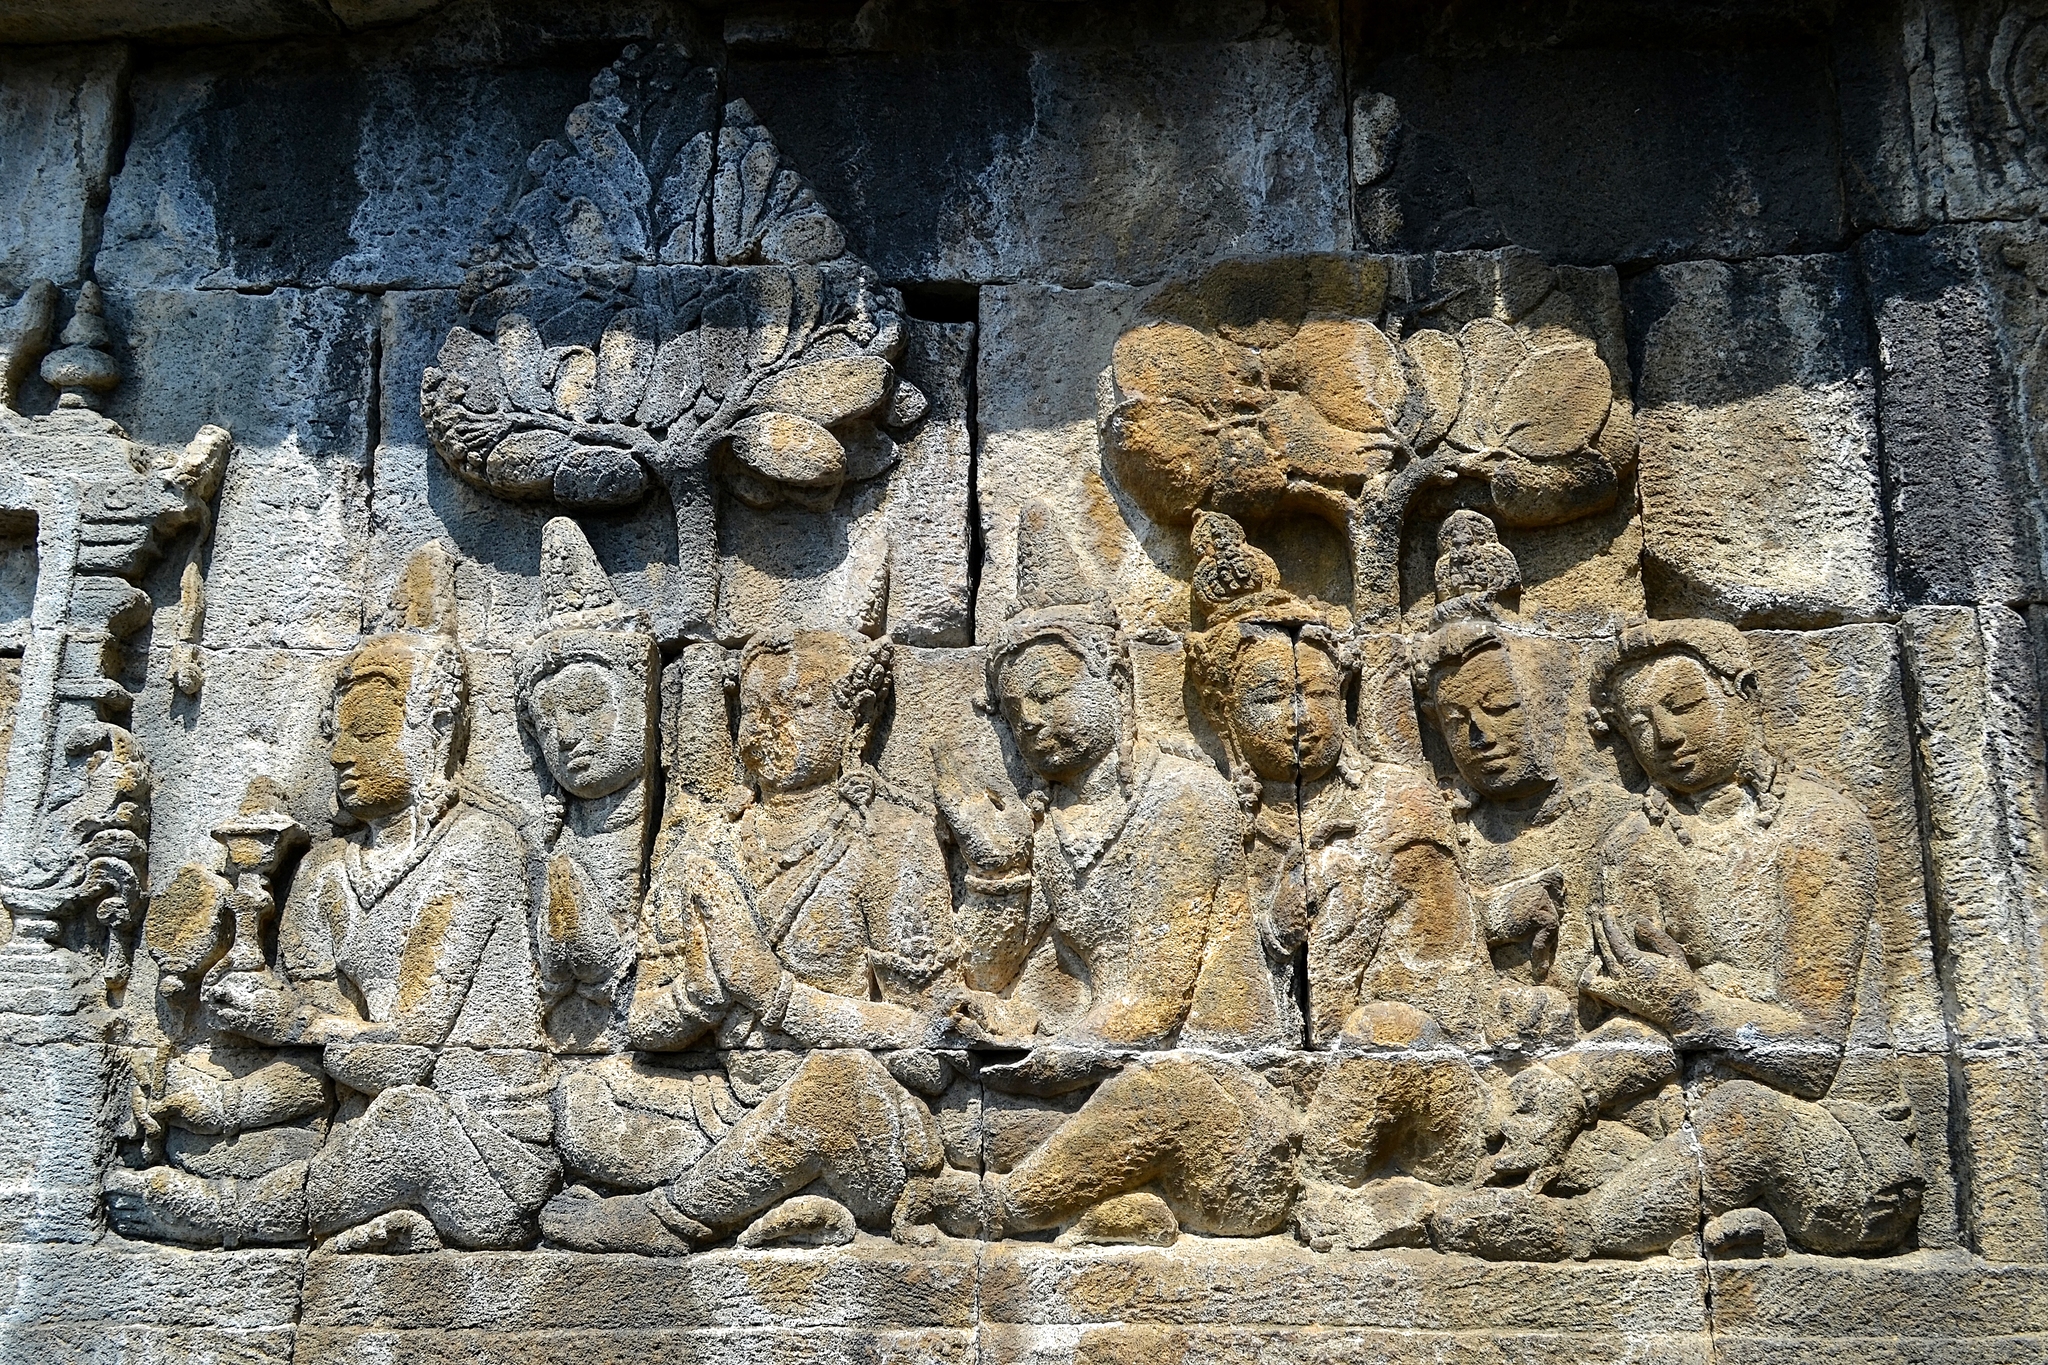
[279,801,544,1051]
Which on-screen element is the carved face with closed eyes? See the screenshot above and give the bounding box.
[737,633,859,797]
[994,639,1122,786]
[1429,642,1550,802]
[1610,650,1755,796]
[529,659,647,801]
[1222,629,1346,786]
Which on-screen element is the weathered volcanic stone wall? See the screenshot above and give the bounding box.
[0,1,2045,1362]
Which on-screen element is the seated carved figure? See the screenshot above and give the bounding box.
[540,624,985,1254]
[939,502,1281,1055]
[928,504,1293,1245]
[1409,600,1636,1027]
[1175,515,1567,1247]
[1437,620,1924,1260]
[110,545,559,1252]
[515,517,659,1050]
[1187,512,1547,1052]
[107,781,330,1248]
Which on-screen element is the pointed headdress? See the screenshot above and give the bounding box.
[985,500,1127,696]
[516,516,658,728]
[334,539,471,790]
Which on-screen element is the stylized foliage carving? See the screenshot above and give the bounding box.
[1106,315,1631,620]
[422,268,928,628]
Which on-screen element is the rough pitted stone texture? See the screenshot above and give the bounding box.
[97,49,605,291]
[2,1,2048,1358]
[1875,0,2048,226]
[1350,36,1846,262]
[728,31,1351,286]
[1860,227,2046,607]
[96,288,378,652]
[0,1243,303,1364]
[1628,256,1890,627]
[0,47,125,297]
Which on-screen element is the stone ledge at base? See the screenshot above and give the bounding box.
[5,1239,2046,1363]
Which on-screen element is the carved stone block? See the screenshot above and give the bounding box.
[1629,257,1890,627]
[95,49,622,291]
[0,46,124,297]
[1350,35,1846,261]
[1859,228,2046,606]
[3,9,2048,1356]
[725,30,1350,285]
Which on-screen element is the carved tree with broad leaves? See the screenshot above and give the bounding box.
[420,268,927,632]
[1105,315,1633,623]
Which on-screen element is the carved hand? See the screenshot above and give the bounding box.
[1486,864,1564,975]
[1582,910,1703,1032]
[156,1071,231,1135]
[1481,1063,1590,1189]
[977,1044,1124,1098]
[696,882,786,1017]
[202,972,301,1044]
[205,972,373,1047]
[945,989,1042,1047]
[931,742,1034,876]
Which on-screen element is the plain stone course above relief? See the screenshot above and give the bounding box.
[6,3,2048,1360]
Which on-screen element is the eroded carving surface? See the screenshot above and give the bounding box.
[83,264,1933,1267]
[0,41,2011,1338]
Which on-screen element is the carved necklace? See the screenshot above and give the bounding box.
[1649,755,1788,847]
[768,805,848,870]
[1048,746,1153,873]
[345,786,459,910]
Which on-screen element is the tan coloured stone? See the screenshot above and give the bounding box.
[980,253,1642,644]
[0,17,2036,1344]
[1749,623,1957,1246]
[1631,257,1890,627]
[1903,604,2048,1260]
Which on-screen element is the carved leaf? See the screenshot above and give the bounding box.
[840,422,902,483]
[1492,343,1611,460]
[752,270,793,368]
[883,378,928,427]
[556,440,651,506]
[487,427,572,499]
[1399,328,1465,451]
[1260,390,1384,491]
[698,294,751,400]
[751,356,893,426]
[727,411,846,495]
[1447,318,1529,452]
[495,315,554,412]
[436,328,504,414]
[552,347,599,422]
[713,102,847,267]
[637,329,702,430]
[1277,319,1407,439]
[655,130,716,265]
[1112,322,1234,413]
[595,310,656,423]
[1105,397,1222,526]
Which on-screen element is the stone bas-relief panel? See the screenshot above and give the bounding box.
[94,512,1941,1266]
[70,243,1938,1274]
[10,17,2048,1358]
